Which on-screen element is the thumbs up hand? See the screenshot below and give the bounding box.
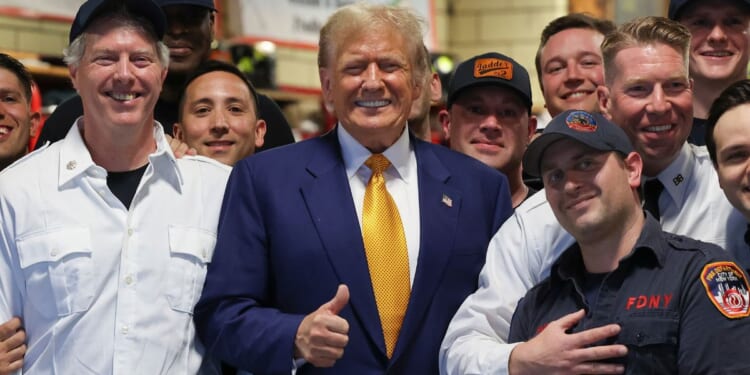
[294,285,350,368]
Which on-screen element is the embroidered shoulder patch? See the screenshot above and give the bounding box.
[700,261,750,319]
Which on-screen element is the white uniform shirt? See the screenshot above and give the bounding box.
[0,122,230,374]
[440,143,746,375]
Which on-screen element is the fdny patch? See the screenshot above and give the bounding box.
[700,261,750,319]
[473,58,513,80]
[565,111,597,132]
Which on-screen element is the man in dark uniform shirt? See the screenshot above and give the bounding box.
[507,109,750,374]
[37,0,294,152]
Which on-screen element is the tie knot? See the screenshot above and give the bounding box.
[644,178,664,190]
[644,178,664,196]
[366,154,391,175]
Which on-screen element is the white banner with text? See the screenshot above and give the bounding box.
[237,0,436,49]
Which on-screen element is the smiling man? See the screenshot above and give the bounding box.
[0,52,39,374]
[535,14,616,117]
[669,0,750,145]
[0,54,40,171]
[174,60,266,166]
[193,3,513,374]
[508,109,750,374]
[439,52,538,207]
[0,0,230,373]
[36,0,294,153]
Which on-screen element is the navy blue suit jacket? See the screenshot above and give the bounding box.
[194,129,513,374]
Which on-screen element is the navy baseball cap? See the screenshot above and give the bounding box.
[154,0,216,11]
[69,0,166,43]
[523,110,634,177]
[446,52,532,111]
[669,0,750,19]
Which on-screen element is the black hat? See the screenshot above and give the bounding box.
[523,110,634,177]
[446,52,532,110]
[69,0,167,43]
[154,0,216,11]
[669,0,750,19]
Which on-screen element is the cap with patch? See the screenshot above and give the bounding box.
[523,110,634,177]
[669,0,750,19]
[69,0,166,43]
[154,0,216,11]
[446,52,532,110]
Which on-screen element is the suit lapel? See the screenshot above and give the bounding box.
[299,130,385,355]
[391,140,460,363]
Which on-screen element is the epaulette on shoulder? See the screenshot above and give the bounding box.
[689,143,710,158]
[0,141,50,175]
[180,155,231,171]
[664,232,723,254]
[515,189,549,213]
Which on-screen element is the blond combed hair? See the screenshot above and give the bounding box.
[317,2,427,86]
[601,16,691,84]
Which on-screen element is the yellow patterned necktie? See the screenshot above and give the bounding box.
[362,154,410,358]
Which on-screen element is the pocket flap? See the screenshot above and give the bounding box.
[168,226,216,263]
[16,227,92,268]
[619,317,678,346]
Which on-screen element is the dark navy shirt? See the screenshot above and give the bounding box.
[509,214,750,374]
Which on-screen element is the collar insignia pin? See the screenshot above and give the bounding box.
[673,174,684,186]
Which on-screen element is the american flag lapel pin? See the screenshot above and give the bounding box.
[442,194,453,208]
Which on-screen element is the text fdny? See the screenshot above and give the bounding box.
[625,294,673,310]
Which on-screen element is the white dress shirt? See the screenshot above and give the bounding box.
[0,121,230,374]
[439,143,746,375]
[338,124,421,284]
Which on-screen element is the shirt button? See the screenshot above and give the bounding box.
[121,325,129,335]
[125,275,133,285]
[127,228,134,236]
[98,189,106,197]
[50,248,58,257]
[636,332,644,343]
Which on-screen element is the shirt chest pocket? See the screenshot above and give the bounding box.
[618,317,678,374]
[16,227,94,318]
[165,226,216,313]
